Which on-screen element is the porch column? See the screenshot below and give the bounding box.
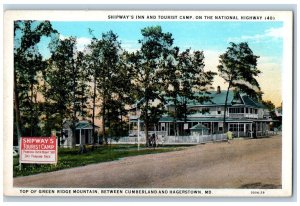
[256,123,258,137]
[128,121,131,135]
[251,123,253,138]
[79,129,82,145]
[238,123,240,138]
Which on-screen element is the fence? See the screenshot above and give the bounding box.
[111,133,227,145]
[112,129,280,145]
[232,130,279,138]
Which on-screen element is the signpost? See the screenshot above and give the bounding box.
[19,136,57,165]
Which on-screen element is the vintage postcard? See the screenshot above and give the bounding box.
[3,10,293,197]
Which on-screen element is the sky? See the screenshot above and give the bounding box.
[37,21,283,107]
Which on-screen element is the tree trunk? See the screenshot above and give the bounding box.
[223,82,232,133]
[144,100,149,147]
[30,82,34,136]
[145,121,149,147]
[34,91,38,135]
[71,60,77,148]
[102,96,107,144]
[71,121,76,147]
[174,98,178,136]
[59,118,63,147]
[92,75,96,144]
[14,72,22,143]
[183,98,188,136]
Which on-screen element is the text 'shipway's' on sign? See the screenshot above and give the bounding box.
[20,136,57,164]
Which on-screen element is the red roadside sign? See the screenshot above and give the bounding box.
[20,136,57,164]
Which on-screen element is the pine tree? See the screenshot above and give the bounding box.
[128,26,175,146]
[218,42,261,132]
[14,20,57,143]
[86,31,127,144]
[45,37,89,147]
[164,49,215,135]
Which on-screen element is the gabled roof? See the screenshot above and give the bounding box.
[190,123,208,131]
[241,95,266,109]
[167,90,265,109]
[76,121,99,129]
[167,90,235,106]
[200,91,235,105]
[63,120,99,129]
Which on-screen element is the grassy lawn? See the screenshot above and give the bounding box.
[13,144,188,177]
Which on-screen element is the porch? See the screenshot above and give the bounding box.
[111,133,227,145]
[128,118,273,139]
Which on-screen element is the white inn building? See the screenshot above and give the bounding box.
[129,87,274,139]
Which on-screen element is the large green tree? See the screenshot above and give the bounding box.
[218,42,261,132]
[45,37,89,146]
[85,33,103,143]
[128,26,176,145]
[98,31,120,143]
[14,20,57,142]
[86,31,131,144]
[107,51,135,139]
[165,49,215,135]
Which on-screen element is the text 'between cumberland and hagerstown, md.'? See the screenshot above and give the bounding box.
[20,136,57,164]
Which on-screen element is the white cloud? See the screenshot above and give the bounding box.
[121,40,139,52]
[228,26,284,43]
[59,34,67,40]
[59,34,91,52]
[76,37,91,52]
[265,27,284,39]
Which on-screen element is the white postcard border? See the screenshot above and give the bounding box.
[3,10,293,197]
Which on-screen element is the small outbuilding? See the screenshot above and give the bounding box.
[190,123,209,136]
[61,120,99,147]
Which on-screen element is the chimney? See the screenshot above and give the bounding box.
[217,86,221,94]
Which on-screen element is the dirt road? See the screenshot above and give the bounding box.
[14,135,282,188]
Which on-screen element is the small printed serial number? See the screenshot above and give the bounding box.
[251,190,265,195]
[265,16,275,20]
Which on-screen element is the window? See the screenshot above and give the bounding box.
[75,130,80,144]
[229,108,244,113]
[229,123,244,132]
[201,107,210,113]
[218,126,223,131]
[202,123,209,128]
